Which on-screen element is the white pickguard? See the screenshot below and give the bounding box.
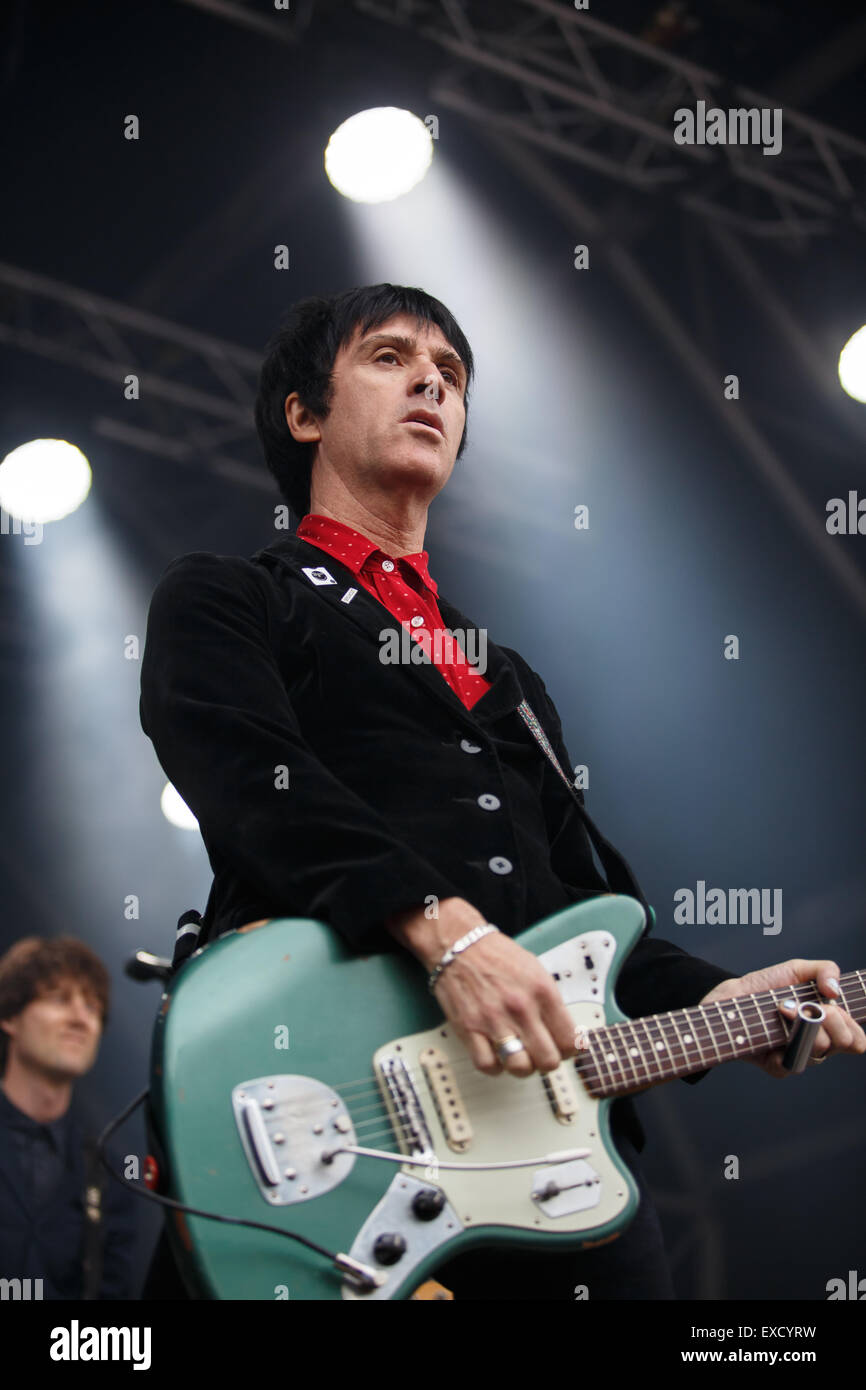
[371,929,628,1235]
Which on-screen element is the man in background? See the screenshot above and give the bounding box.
[0,936,137,1299]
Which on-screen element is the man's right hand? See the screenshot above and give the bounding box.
[384,896,578,1078]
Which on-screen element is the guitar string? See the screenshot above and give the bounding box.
[257,1006,844,1157]
[236,977,865,1159]
[336,973,863,1096]
[256,995,864,1153]
[256,986,851,1156]
[334,999,847,1152]
[266,976,863,1113]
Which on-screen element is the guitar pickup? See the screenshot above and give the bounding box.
[542,1063,579,1124]
[419,1046,473,1151]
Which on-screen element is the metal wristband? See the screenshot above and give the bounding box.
[427,923,500,993]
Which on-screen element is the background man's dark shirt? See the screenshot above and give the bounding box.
[0,1084,137,1299]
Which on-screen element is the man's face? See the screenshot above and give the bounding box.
[2,977,103,1082]
[291,311,468,507]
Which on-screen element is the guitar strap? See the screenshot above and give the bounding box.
[516,698,651,919]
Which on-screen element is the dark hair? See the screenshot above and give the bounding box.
[0,937,110,1074]
[254,283,475,520]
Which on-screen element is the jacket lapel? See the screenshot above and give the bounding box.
[253,535,525,727]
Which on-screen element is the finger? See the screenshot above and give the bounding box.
[512,1012,563,1075]
[461,1026,504,1076]
[536,983,580,1063]
[479,1005,541,1077]
[488,1019,535,1077]
[817,1010,865,1056]
[814,965,841,1001]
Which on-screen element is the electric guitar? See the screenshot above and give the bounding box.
[147,894,864,1300]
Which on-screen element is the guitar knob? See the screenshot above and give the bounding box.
[411,1187,446,1221]
[373,1232,407,1265]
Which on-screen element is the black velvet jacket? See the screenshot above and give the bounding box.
[139,532,733,1150]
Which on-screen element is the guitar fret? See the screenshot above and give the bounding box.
[678,1008,708,1068]
[656,1013,688,1074]
[683,1005,711,1068]
[696,1004,724,1063]
[725,998,754,1055]
[605,1021,642,1089]
[575,968,865,1099]
[750,994,773,1049]
[620,1021,645,1087]
[594,1028,631,1089]
[635,1016,663,1083]
[641,1015,677,1080]
[587,1029,617,1094]
[715,1000,738,1058]
[665,1008,695,1071]
[844,969,865,1017]
[767,988,788,1047]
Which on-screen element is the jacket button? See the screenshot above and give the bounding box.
[477,794,500,810]
[460,738,482,754]
[488,856,513,875]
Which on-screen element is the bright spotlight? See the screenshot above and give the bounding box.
[160,782,199,831]
[324,107,433,203]
[838,325,866,404]
[0,439,92,522]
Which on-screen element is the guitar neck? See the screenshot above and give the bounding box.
[576,969,866,1097]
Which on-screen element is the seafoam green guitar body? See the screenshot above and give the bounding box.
[149,894,646,1299]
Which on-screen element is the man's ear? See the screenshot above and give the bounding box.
[284,392,322,445]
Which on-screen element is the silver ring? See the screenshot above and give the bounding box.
[495,1035,526,1062]
[808,1054,827,1066]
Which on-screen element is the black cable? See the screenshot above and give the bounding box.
[96,1088,341,1267]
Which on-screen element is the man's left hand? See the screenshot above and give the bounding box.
[699,958,866,1078]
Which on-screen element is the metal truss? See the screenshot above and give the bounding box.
[0,260,271,492]
[355,0,866,246]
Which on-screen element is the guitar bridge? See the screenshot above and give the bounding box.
[376,1054,433,1158]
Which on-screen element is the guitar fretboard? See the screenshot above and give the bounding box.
[574,969,866,1096]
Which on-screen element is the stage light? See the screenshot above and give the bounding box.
[838,325,866,403]
[324,107,433,203]
[160,782,199,831]
[0,438,92,522]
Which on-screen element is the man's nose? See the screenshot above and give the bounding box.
[415,371,443,401]
[66,995,97,1026]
